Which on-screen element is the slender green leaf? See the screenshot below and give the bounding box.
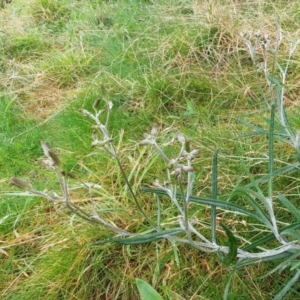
[141,187,266,223]
[218,223,237,266]
[290,260,300,271]
[236,251,293,269]
[160,286,186,300]
[242,222,300,251]
[259,252,300,278]
[4,97,16,114]
[245,162,300,188]
[136,278,164,300]
[277,193,300,221]
[262,116,289,135]
[227,187,271,227]
[0,215,9,225]
[273,269,300,300]
[223,268,236,300]
[239,160,264,198]
[186,99,197,114]
[156,195,162,229]
[91,228,184,246]
[211,148,218,243]
[268,104,275,198]
[237,119,268,134]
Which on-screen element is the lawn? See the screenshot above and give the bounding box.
[1,0,300,299]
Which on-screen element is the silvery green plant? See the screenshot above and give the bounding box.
[8,28,300,299]
[240,26,300,158]
[228,25,300,299]
[9,96,300,299]
[8,98,236,255]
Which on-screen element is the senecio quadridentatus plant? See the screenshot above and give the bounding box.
[10,96,300,267]
[239,27,300,155]
[8,26,300,298]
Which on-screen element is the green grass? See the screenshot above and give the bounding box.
[1,0,300,299]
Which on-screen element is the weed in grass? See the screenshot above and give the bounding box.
[8,95,300,299]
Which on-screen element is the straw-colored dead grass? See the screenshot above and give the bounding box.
[20,84,71,119]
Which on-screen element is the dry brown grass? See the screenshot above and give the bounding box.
[18,83,72,119]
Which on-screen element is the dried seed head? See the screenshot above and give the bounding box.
[239,31,246,38]
[61,171,77,179]
[41,142,60,166]
[41,141,50,157]
[254,30,261,37]
[172,167,182,177]
[10,177,30,189]
[42,158,55,168]
[139,139,150,146]
[182,148,199,160]
[185,139,191,152]
[92,129,98,141]
[107,101,113,110]
[190,149,200,156]
[168,159,177,169]
[48,149,60,166]
[143,133,152,139]
[91,137,113,147]
[78,108,89,117]
[151,123,159,136]
[93,98,101,109]
[153,179,161,187]
[182,165,194,172]
[177,132,185,144]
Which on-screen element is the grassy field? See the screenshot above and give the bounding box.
[1,0,300,299]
